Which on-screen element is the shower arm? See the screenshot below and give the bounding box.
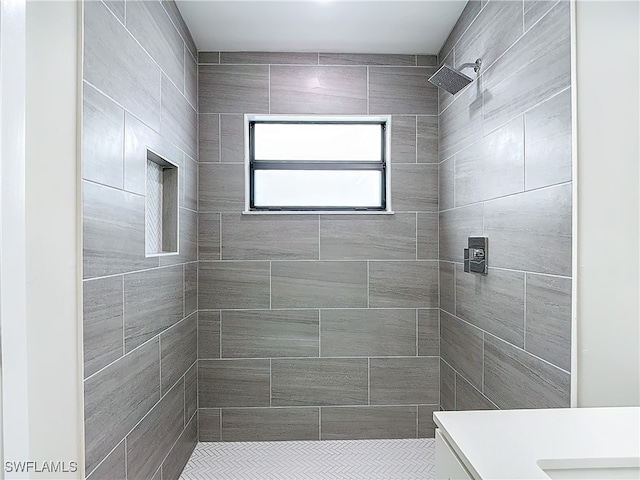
[457,58,482,74]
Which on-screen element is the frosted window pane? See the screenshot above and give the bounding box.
[254,170,382,207]
[254,123,381,161]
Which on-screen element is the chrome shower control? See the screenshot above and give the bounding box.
[463,237,488,275]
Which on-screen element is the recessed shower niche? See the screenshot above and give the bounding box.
[145,150,179,256]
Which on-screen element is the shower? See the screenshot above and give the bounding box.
[428,58,482,95]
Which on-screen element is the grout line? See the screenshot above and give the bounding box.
[219,408,223,441]
[269,261,272,309]
[218,114,222,163]
[122,277,126,355]
[366,261,370,308]
[219,312,222,359]
[318,310,322,357]
[268,65,271,114]
[366,66,370,115]
[124,438,128,480]
[318,407,322,440]
[159,335,163,395]
[415,309,419,356]
[481,332,485,394]
[269,359,273,407]
[367,357,371,405]
[523,273,527,350]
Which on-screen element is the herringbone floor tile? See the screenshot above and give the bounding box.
[180,439,435,479]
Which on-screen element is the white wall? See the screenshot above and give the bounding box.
[575,0,640,407]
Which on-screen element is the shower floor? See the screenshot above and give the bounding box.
[180,438,435,480]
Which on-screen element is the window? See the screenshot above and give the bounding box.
[245,115,391,213]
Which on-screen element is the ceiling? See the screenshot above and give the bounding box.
[175,1,467,55]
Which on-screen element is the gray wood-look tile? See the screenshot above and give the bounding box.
[199,261,271,309]
[84,339,160,474]
[439,157,454,211]
[525,273,572,371]
[439,79,484,160]
[221,309,319,358]
[417,212,438,260]
[162,414,197,480]
[417,55,438,67]
[483,184,572,276]
[440,359,455,411]
[320,214,416,260]
[369,261,438,308]
[151,467,161,480]
[222,213,319,260]
[455,117,524,206]
[439,204,484,263]
[418,309,439,356]
[161,74,197,158]
[418,405,439,438]
[220,114,245,163]
[181,154,198,212]
[222,408,320,441]
[160,314,197,394]
[199,359,271,407]
[199,409,221,441]
[199,114,219,162]
[86,440,125,480]
[198,51,220,64]
[391,116,417,163]
[199,163,244,212]
[440,312,483,390]
[83,276,124,378]
[270,66,367,114]
[125,0,184,90]
[320,53,416,66]
[198,213,221,261]
[525,88,572,190]
[272,358,368,406]
[82,83,124,189]
[198,311,220,359]
[439,0,482,59]
[184,263,197,317]
[456,265,525,347]
[417,116,438,163]
[161,0,197,57]
[369,67,438,115]
[83,181,158,279]
[185,47,197,110]
[439,262,455,315]
[455,374,497,411]
[126,381,184,480]
[391,164,438,212]
[221,52,319,65]
[524,0,560,31]
[103,1,124,23]
[483,1,571,133]
[199,65,269,114]
[185,362,197,424]
[370,357,439,405]
[321,406,417,440]
[484,334,571,409]
[123,265,184,352]
[271,261,367,308]
[159,207,198,267]
[455,0,523,73]
[84,0,161,131]
[320,309,416,357]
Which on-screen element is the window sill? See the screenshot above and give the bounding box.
[242,210,395,215]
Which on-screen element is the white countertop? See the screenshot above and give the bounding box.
[434,407,640,479]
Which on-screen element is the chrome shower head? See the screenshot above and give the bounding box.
[428,58,482,95]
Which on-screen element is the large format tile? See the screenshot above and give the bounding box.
[199,65,269,113]
[368,261,438,308]
[123,265,184,352]
[159,207,198,267]
[84,0,161,130]
[525,274,572,371]
[455,374,497,411]
[126,381,184,480]
[82,83,124,189]
[199,261,271,309]
[198,51,220,64]
[160,314,197,394]
[185,47,197,109]
[222,408,319,441]
[417,213,438,260]
[390,116,417,163]
[320,214,416,260]
[439,80,484,160]
[161,0,197,56]
[84,339,160,474]
[182,154,198,211]
[198,213,220,261]
[221,52,318,65]
[483,184,572,276]
[221,309,319,358]
[271,358,368,406]
[524,0,561,31]
[439,204,484,263]
[456,265,525,347]
[418,309,439,356]
[185,362,197,423]
[161,74,197,158]
[198,311,220,359]
[439,262,455,315]
[524,88,572,190]
[440,359,455,411]
[370,357,439,405]
[369,67,438,115]
[102,0,124,23]
[321,406,417,440]
[439,0,482,59]
[271,261,367,308]
[199,114,219,162]
[320,309,416,357]
[184,262,198,317]
[440,312,483,390]
[162,415,197,480]
[199,359,271,407]
[83,276,124,378]
[417,116,438,163]
[417,55,438,67]
[222,213,319,260]
[484,334,571,409]
[439,157,454,211]
[199,163,244,212]
[391,164,438,212]
[86,440,125,480]
[83,181,158,279]
[319,53,416,66]
[270,66,367,114]
[199,409,221,441]
[418,405,439,438]
[220,114,245,163]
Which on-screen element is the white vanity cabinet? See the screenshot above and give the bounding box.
[435,429,473,480]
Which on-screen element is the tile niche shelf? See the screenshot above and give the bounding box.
[145,150,179,256]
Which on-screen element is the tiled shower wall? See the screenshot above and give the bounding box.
[196,52,442,441]
[438,0,573,410]
[82,1,198,478]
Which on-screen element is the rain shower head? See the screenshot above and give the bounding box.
[428,58,482,95]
